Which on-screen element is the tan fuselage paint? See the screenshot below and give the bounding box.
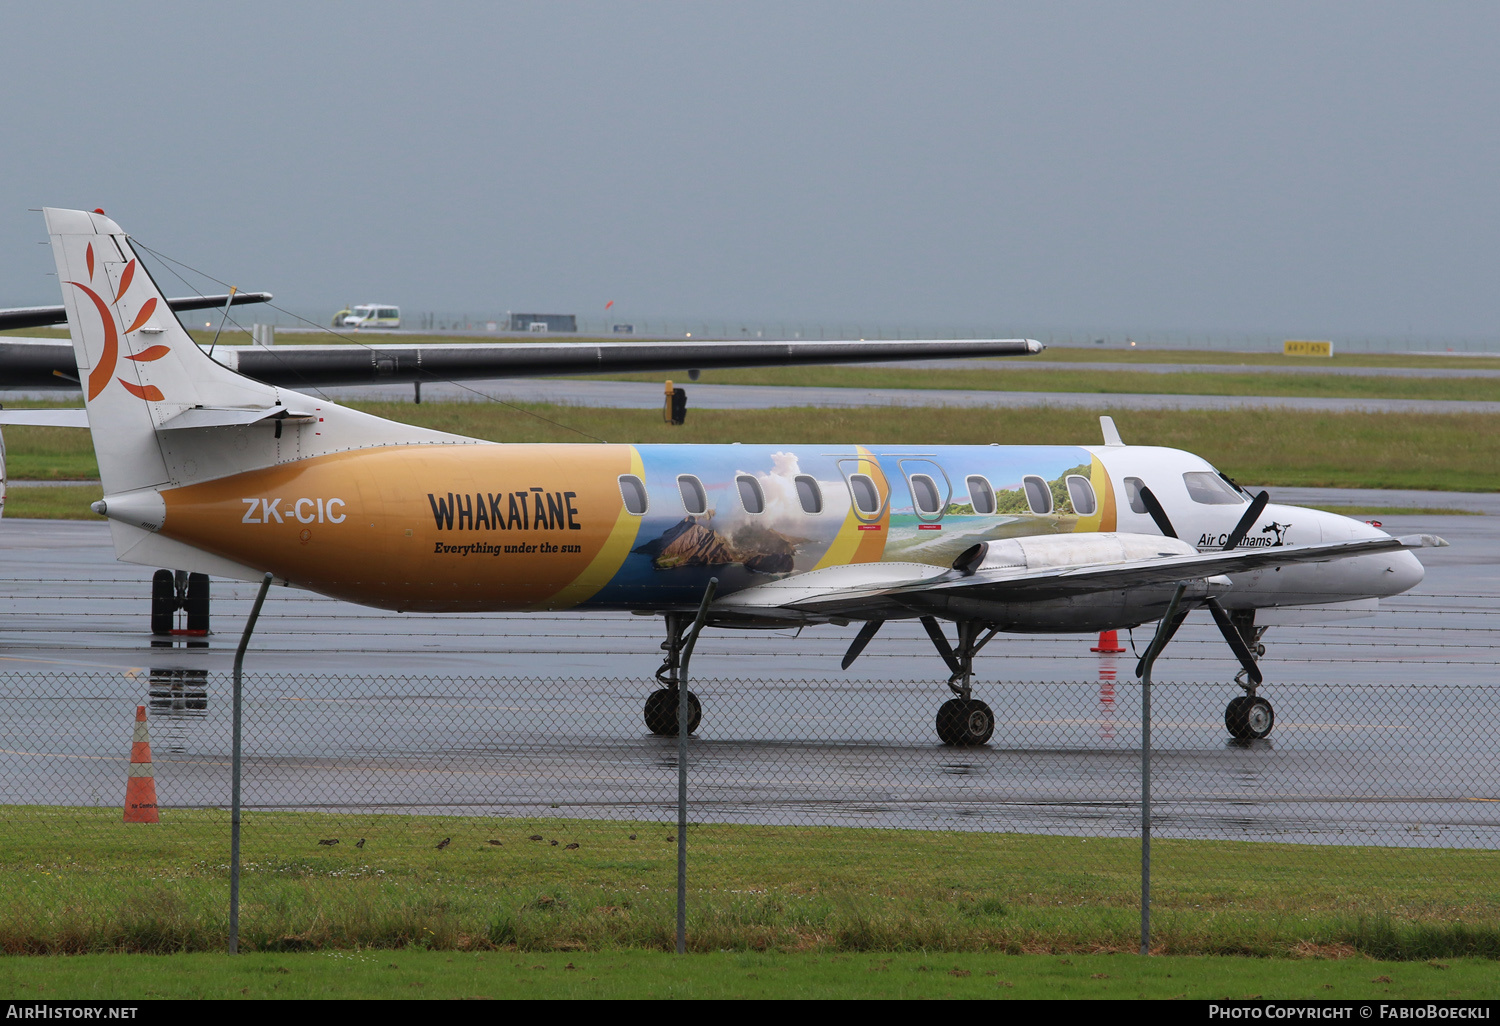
[160,444,636,612]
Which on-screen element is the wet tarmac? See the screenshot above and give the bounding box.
[0,499,1494,844]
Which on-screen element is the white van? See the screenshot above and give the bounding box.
[340,304,401,330]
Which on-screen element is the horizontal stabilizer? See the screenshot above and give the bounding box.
[158,403,317,430]
[0,408,90,427]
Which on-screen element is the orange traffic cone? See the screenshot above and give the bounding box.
[124,705,160,823]
[1091,630,1125,654]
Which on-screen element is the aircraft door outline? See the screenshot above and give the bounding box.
[836,458,889,523]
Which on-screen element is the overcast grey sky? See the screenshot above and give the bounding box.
[1,2,1496,338]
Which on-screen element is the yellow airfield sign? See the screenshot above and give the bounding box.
[1283,339,1334,358]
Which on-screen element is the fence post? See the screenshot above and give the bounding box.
[1135,582,1186,957]
[674,577,718,956]
[229,572,274,955]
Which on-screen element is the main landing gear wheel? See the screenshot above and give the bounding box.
[644,688,701,736]
[936,699,995,746]
[1225,695,1274,740]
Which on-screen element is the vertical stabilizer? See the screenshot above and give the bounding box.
[44,208,284,495]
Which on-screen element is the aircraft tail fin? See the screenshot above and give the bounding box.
[44,208,286,496]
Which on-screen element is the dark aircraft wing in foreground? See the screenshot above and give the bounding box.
[0,292,273,333]
[0,337,1041,391]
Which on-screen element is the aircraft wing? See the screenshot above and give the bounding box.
[0,292,272,333]
[713,534,1448,621]
[0,337,1042,390]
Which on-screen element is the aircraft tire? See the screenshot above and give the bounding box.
[150,569,175,636]
[644,688,701,736]
[936,698,995,746]
[185,573,210,633]
[1225,696,1274,740]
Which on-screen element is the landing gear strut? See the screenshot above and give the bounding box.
[1221,609,1273,740]
[923,617,996,746]
[643,612,702,736]
[150,570,210,637]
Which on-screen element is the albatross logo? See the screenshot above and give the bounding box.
[67,240,167,402]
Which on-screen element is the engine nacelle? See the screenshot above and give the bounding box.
[952,532,1199,576]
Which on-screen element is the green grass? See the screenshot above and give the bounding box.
[1303,505,1485,517]
[595,364,1500,401]
[0,949,1494,1000]
[6,484,103,519]
[6,400,1498,494]
[3,809,1498,961]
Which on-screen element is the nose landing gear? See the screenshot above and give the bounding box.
[1223,611,1273,740]
[1225,694,1274,739]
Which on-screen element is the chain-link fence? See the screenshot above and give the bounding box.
[2,669,1496,955]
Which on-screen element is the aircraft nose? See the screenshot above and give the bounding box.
[1385,549,1426,594]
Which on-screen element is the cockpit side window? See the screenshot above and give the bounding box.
[1183,471,1246,505]
[1124,477,1148,515]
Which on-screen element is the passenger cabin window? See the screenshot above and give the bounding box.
[909,474,943,517]
[1022,475,1053,515]
[1124,477,1148,515]
[795,475,823,514]
[966,475,996,515]
[1183,471,1246,505]
[848,474,881,516]
[619,475,648,515]
[678,475,708,515]
[1066,475,1097,516]
[736,474,765,514]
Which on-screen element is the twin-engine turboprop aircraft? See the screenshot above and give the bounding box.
[45,208,1444,745]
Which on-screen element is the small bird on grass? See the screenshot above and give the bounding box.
[317,838,339,846]
[356,838,365,849]
[549,839,558,847]
[564,843,579,850]
[435,837,451,850]
[528,835,543,842]
[487,839,503,846]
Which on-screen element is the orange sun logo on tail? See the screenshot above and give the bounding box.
[68,255,166,402]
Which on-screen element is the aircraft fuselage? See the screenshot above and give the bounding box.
[135,440,1421,623]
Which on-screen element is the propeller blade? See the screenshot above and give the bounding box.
[1134,602,1190,679]
[1204,598,1264,685]
[1135,582,1189,682]
[841,619,885,670]
[920,616,963,676]
[1221,491,1270,552]
[1138,485,1178,539]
